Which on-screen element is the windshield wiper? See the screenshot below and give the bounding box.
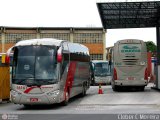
[14,79,26,84]
[27,83,41,87]
[35,79,58,84]
[47,81,57,84]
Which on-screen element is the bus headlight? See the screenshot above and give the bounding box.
[11,90,21,96]
[140,61,146,65]
[47,90,60,96]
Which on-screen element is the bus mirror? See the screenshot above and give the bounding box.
[1,54,10,64]
[57,47,62,63]
[5,55,10,64]
[4,47,13,64]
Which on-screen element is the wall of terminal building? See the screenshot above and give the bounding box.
[106,46,113,61]
[0,27,106,60]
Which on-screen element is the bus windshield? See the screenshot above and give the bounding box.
[94,62,111,76]
[12,45,58,85]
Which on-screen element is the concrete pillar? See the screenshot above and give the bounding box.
[1,28,5,53]
[36,28,40,39]
[102,29,106,60]
[156,26,160,89]
[70,28,74,43]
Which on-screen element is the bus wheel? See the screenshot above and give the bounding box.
[62,91,69,106]
[112,84,119,91]
[140,86,145,91]
[91,80,95,86]
[23,104,32,108]
[81,83,87,97]
[91,78,95,86]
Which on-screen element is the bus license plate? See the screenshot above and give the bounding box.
[127,77,135,80]
[30,98,38,102]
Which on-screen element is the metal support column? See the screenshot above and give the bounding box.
[156,26,160,89]
[102,29,106,60]
[70,28,74,43]
[36,28,40,39]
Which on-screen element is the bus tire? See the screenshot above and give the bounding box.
[81,83,87,97]
[91,80,95,86]
[140,86,145,91]
[62,91,69,106]
[112,84,119,91]
[23,104,31,108]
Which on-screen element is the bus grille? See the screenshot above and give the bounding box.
[122,58,138,65]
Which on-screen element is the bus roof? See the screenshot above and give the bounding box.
[68,42,89,55]
[15,38,66,47]
[115,39,143,44]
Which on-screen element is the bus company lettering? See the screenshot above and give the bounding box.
[121,49,141,53]
[121,45,141,53]
[17,85,53,90]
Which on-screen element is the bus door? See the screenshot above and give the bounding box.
[59,42,72,96]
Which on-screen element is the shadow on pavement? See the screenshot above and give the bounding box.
[18,94,89,110]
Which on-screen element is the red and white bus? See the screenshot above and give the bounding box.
[10,38,91,106]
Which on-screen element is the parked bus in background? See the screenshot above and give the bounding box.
[9,38,90,106]
[91,60,113,85]
[112,39,148,91]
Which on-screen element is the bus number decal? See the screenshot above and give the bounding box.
[17,85,26,90]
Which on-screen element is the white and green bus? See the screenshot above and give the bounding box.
[112,39,148,91]
[91,60,113,85]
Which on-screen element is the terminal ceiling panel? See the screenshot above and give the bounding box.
[97,1,160,29]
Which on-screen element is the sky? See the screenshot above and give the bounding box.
[0,0,157,47]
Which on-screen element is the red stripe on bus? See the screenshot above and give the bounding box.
[24,86,37,94]
[64,61,77,99]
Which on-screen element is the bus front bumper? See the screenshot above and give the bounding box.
[11,90,62,105]
[95,76,112,84]
[114,80,148,86]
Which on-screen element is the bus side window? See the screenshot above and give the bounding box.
[61,42,69,76]
[13,47,18,66]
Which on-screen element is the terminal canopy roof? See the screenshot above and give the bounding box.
[97,1,160,29]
